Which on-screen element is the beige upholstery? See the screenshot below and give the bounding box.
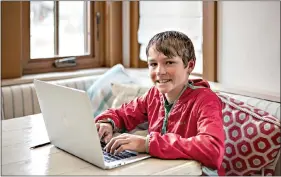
[1,75,100,120]
[218,92,280,121]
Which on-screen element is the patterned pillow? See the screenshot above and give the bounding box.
[217,92,281,176]
[86,64,135,118]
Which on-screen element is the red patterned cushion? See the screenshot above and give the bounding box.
[216,92,281,176]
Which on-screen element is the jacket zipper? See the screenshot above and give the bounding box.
[161,82,192,135]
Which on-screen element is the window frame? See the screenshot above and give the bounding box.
[1,1,123,79]
[1,2,23,79]
[129,1,218,82]
[202,1,217,82]
[21,1,104,75]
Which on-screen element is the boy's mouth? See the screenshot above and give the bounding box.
[156,79,171,83]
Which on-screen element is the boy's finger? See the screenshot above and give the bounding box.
[98,127,106,139]
[110,139,129,154]
[96,123,100,131]
[115,144,129,155]
[104,137,117,152]
[104,133,113,144]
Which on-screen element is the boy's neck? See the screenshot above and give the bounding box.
[165,83,187,104]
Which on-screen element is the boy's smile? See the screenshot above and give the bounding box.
[156,79,172,90]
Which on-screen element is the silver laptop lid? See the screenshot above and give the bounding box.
[34,79,105,168]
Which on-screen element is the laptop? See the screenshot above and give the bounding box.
[33,79,151,169]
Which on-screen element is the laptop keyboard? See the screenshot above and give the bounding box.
[100,141,137,162]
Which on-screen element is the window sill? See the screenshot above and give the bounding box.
[1,68,109,87]
[1,68,150,87]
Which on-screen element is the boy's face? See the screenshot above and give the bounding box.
[147,46,194,97]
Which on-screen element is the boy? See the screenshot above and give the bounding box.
[95,31,225,175]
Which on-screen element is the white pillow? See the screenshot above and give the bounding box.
[111,83,150,108]
[111,83,150,130]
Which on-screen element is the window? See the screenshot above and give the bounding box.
[22,1,102,74]
[129,2,217,81]
[1,1,104,78]
[30,2,90,58]
[138,1,203,75]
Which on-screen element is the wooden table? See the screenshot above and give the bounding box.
[1,114,202,175]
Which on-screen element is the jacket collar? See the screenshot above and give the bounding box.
[159,80,193,108]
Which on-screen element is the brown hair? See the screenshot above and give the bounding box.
[146,31,196,67]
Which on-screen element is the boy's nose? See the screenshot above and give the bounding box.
[156,65,167,75]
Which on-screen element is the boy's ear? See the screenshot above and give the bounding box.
[187,60,195,74]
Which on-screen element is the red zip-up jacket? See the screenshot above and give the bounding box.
[95,79,225,175]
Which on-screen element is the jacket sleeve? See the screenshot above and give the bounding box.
[148,94,225,170]
[94,90,150,132]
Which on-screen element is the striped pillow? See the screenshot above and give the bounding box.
[86,64,135,118]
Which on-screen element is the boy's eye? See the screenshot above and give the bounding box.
[149,63,157,67]
[166,61,174,65]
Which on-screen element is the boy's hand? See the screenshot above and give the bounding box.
[96,122,113,143]
[104,133,146,155]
